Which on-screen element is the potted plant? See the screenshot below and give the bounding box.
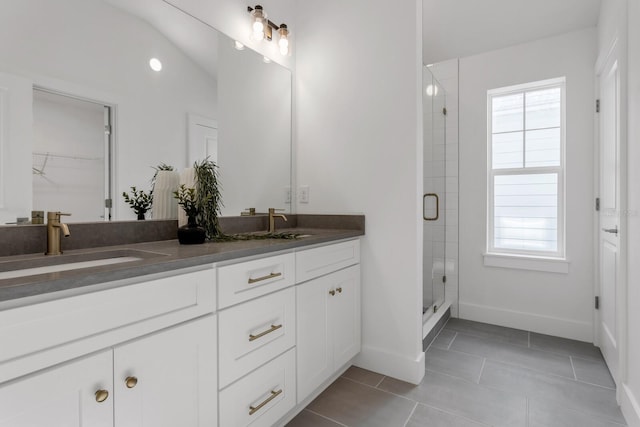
[173,185,208,244]
[122,187,152,220]
[193,158,224,239]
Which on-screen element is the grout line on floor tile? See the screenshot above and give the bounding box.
[569,356,577,380]
[305,409,349,427]
[339,376,417,403]
[374,375,386,388]
[420,402,493,427]
[477,357,486,384]
[402,402,419,427]
[447,332,458,350]
[575,378,617,391]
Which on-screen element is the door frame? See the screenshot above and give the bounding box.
[594,34,628,397]
[33,85,117,221]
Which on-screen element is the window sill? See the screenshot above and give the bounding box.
[483,253,569,274]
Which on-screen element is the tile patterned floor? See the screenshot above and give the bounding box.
[286,318,626,427]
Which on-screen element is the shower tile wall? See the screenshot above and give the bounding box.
[430,59,459,317]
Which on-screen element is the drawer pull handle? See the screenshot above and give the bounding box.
[95,389,109,403]
[329,289,336,296]
[249,324,283,342]
[248,272,282,284]
[125,376,138,389]
[336,287,343,293]
[249,389,283,415]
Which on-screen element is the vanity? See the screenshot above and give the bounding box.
[0,225,363,427]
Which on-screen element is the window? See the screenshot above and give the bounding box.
[487,78,565,258]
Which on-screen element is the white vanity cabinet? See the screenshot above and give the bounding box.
[217,253,298,427]
[295,240,361,404]
[0,350,114,427]
[0,267,217,427]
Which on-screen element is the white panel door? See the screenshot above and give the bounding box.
[114,315,217,427]
[331,266,361,369]
[187,114,218,166]
[599,49,621,383]
[296,274,333,403]
[0,350,113,427]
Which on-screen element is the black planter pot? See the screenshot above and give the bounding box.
[178,218,206,245]
[136,212,146,220]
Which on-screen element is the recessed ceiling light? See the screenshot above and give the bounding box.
[263,56,272,63]
[234,40,245,50]
[149,58,162,72]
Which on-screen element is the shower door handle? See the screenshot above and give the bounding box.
[423,193,439,221]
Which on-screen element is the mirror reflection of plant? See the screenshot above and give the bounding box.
[194,158,224,239]
[122,187,153,215]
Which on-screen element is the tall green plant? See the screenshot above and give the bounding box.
[193,158,223,239]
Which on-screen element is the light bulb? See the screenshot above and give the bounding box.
[426,84,438,97]
[251,6,266,41]
[149,58,162,72]
[278,24,289,56]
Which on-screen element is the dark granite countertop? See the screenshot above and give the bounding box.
[0,227,363,303]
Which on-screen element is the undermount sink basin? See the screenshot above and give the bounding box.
[0,249,168,280]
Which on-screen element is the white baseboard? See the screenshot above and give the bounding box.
[622,383,640,427]
[459,301,593,342]
[353,345,425,385]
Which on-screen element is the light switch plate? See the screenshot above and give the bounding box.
[298,186,309,204]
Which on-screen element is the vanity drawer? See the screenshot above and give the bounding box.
[218,287,295,388]
[219,348,296,427]
[218,253,295,309]
[0,267,215,366]
[296,239,360,283]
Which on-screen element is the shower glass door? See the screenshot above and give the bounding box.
[423,67,446,318]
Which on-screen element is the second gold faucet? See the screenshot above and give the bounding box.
[46,212,71,255]
[268,208,287,233]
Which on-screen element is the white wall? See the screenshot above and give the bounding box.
[295,0,425,383]
[166,0,296,69]
[0,0,216,220]
[625,0,640,423]
[458,28,597,341]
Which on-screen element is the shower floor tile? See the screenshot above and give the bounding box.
[286,319,627,427]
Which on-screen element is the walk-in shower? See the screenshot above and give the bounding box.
[423,66,447,321]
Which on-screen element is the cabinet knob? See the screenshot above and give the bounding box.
[336,287,343,294]
[329,289,336,296]
[95,389,109,403]
[125,376,138,389]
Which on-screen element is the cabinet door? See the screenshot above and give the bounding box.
[331,266,361,368]
[114,315,217,427]
[0,350,113,427]
[296,275,333,403]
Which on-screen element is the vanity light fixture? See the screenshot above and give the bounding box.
[149,58,162,72]
[278,24,289,56]
[234,40,245,50]
[250,5,267,41]
[247,5,291,56]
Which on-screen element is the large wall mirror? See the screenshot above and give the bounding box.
[0,0,292,224]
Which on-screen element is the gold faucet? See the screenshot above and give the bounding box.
[268,208,287,233]
[46,212,71,255]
